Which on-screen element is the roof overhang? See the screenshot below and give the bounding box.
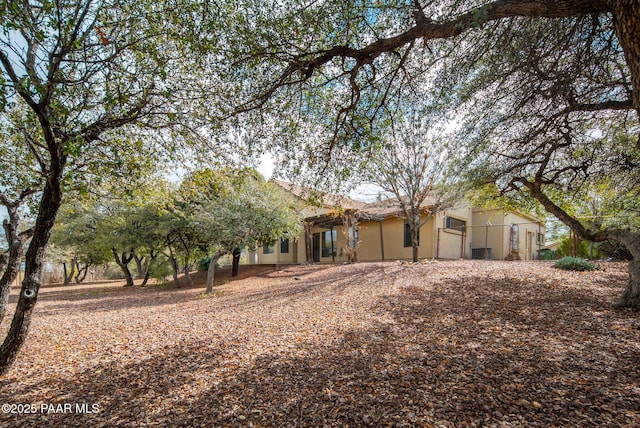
[305,210,385,229]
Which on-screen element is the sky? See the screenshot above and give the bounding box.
[255,152,383,202]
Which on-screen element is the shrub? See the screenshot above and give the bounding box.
[553,256,600,271]
[198,257,211,271]
[556,237,595,259]
[198,256,221,271]
[148,256,174,285]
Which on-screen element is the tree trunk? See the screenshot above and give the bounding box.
[178,234,194,286]
[343,214,359,263]
[62,260,75,285]
[304,223,313,263]
[618,258,640,309]
[0,253,7,277]
[0,178,63,375]
[170,255,180,287]
[610,231,640,309]
[205,251,225,294]
[112,248,135,287]
[232,249,241,277]
[139,249,157,287]
[75,260,92,283]
[411,220,420,263]
[412,238,419,263]
[612,0,640,118]
[140,271,151,287]
[183,263,194,287]
[0,215,25,325]
[184,266,193,287]
[167,240,181,287]
[133,253,146,279]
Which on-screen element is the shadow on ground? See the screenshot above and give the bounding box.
[1,263,638,427]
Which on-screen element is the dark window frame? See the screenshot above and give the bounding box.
[404,221,419,248]
[322,229,337,257]
[280,238,290,254]
[445,216,466,233]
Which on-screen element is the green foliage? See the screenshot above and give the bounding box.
[556,237,594,260]
[553,256,600,272]
[198,257,220,272]
[184,167,303,258]
[147,254,174,285]
[49,200,112,267]
[50,167,303,282]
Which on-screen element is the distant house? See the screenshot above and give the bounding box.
[539,241,560,260]
[247,180,545,264]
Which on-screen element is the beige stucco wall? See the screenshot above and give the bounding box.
[255,239,299,264]
[435,206,474,259]
[248,205,543,264]
[355,214,436,262]
[470,210,510,260]
[356,221,385,261]
[471,209,545,260]
[288,214,439,263]
[504,212,544,260]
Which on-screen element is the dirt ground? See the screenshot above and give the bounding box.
[0,260,638,427]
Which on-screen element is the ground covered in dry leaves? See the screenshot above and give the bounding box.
[0,261,639,427]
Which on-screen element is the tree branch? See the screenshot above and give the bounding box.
[236,0,612,116]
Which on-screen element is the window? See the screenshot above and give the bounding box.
[404,221,419,247]
[537,232,544,245]
[263,244,274,254]
[322,229,337,257]
[445,216,466,232]
[280,238,290,254]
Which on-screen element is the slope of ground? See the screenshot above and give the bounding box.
[0,261,638,427]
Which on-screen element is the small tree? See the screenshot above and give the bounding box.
[49,202,112,284]
[342,211,360,264]
[368,113,459,262]
[185,168,302,293]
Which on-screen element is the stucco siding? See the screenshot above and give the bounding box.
[436,207,473,259]
[471,209,545,260]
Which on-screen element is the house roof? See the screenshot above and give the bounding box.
[272,179,447,227]
[271,180,544,236]
[363,195,439,218]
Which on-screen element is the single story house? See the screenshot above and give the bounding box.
[247,180,545,264]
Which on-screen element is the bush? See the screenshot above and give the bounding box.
[198,256,220,272]
[556,237,595,259]
[198,257,211,271]
[553,256,600,271]
[148,256,174,285]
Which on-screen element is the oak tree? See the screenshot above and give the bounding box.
[0,0,218,373]
[213,0,640,307]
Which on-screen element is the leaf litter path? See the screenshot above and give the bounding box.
[0,261,638,427]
